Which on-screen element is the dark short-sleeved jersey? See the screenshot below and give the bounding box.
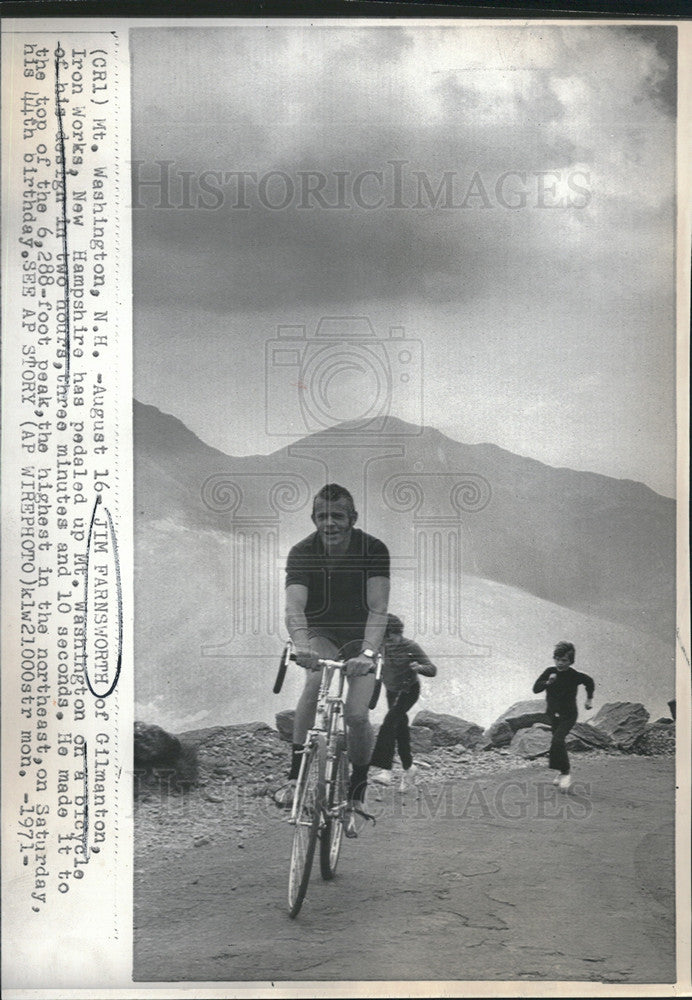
[285,528,389,634]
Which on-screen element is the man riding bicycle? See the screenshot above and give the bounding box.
[278,483,390,836]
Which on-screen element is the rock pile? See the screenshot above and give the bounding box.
[184,721,288,795]
[134,697,674,800]
[631,720,675,756]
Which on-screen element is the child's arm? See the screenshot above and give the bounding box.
[532,668,555,693]
[579,672,595,709]
[409,641,437,677]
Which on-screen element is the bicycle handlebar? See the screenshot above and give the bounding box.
[273,641,383,709]
[272,643,291,694]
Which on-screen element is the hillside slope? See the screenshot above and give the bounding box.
[134,519,673,732]
[134,401,675,639]
[133,401,675,732]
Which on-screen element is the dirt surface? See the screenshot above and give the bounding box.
[134,755,675,987]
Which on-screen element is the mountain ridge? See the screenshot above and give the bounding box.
[134,398,674,639]
[133,399,675,731]
[135,399,672,500]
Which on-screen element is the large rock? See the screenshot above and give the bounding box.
[565,722,614,752]
[409,725,435,753]
[510,724,552,759]
[591,702,650,750]
[135,721,182,769]
[481,720,514,750]
[134,721,197,792]
[483,700,548,748]
[275,710,295,743]
[412,710,484,748]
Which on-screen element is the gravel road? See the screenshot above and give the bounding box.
[134,754,675,987]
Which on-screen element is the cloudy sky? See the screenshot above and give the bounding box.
[131,24,677,496]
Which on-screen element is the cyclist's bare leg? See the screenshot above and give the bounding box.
[292,634,339,744]
[344,672,376,765]
[341,674,376,836]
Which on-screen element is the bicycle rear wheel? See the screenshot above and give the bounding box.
[288,736,325,918]
[320,734,349,880]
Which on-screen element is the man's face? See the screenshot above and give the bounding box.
[386,631,404,646]
[554,654,572,671]
[312,498,355,550]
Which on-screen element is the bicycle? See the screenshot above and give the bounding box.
[273,639,383,918]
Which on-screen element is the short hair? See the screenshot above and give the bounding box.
[311,483,356,518]
[386,614,404,635]
[553,641,575,664]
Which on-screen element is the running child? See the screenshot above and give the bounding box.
[370,614,437,792]
[533,640,594,792]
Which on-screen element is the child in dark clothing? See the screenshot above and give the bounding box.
[370,614,437,792]
[533,641,595,793]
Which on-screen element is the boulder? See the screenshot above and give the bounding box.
[631,721,676,756]
[275,710,295,743]
[565,722,614,752]
[409,725,435,753]
[481,720,514,750]
[134,721,182,770]
[591,702,650,750]
[134,721,198,792]
[510,724,552,759]
[483,700,548,748]
[411,710,484,748]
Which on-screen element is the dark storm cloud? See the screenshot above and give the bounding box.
[616,25,677,116]
[131,25,673,316]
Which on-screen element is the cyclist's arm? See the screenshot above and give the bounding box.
[285,583,311,644]
[362,575,389,653]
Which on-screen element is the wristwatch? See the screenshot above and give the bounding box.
[361,648,377,659]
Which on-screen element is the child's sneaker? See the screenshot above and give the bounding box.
[371,769,392,786]
[558,774,572,793]
[399,765,418,792]
[552,774,561,786]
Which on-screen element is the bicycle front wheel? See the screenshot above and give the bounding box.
[320,734,349,880]
[288,736,325,918]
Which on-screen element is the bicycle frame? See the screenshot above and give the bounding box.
[275,639,383,915]
[289,649,349,827]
